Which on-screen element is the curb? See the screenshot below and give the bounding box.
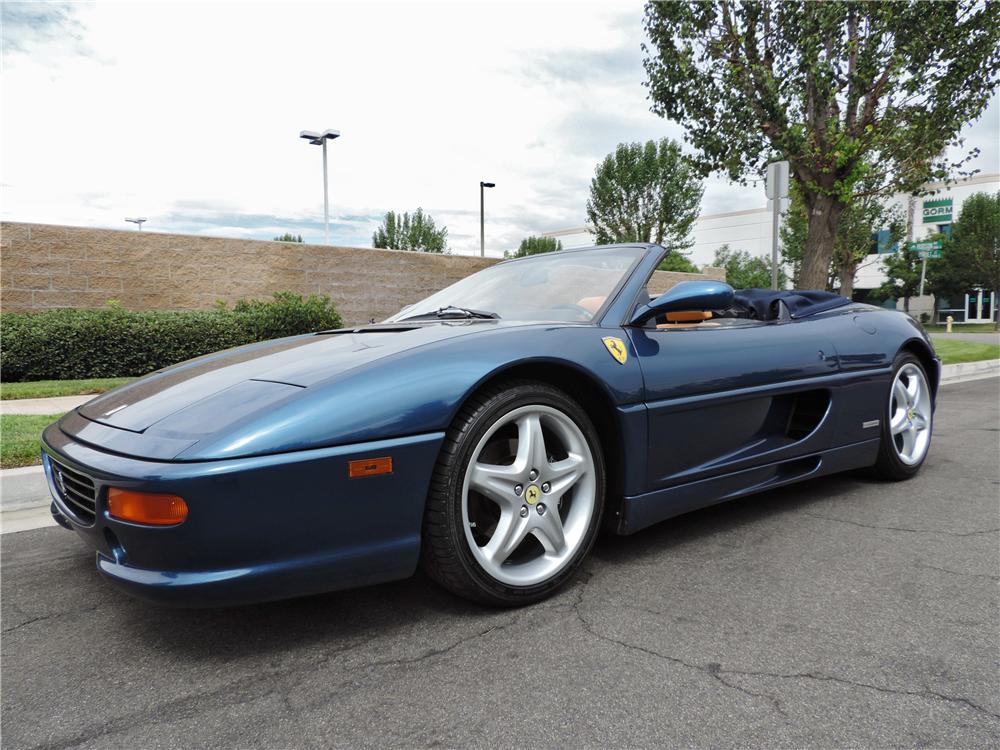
[1,506,56,534]
[0,464,49,511]
[940,358,1000,384]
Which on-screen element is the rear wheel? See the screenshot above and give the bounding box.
[873,354,933,480]
[421,381,605,606]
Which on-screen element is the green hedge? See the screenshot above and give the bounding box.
[0,292,342,382]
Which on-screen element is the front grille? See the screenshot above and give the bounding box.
[49,457,98,524]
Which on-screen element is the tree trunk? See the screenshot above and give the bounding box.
[839,261,856,299]
[800,193,846,290]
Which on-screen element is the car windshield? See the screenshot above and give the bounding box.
[388,246,645,323]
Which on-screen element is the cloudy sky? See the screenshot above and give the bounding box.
[2,1,998,257]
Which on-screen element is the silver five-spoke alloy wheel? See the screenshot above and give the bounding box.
[461,405,596,586]
[889,362,932,466]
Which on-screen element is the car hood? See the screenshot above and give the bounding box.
[77,321,501,434]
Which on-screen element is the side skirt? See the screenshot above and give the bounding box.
[615,439,879,535]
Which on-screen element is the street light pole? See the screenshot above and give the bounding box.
[480,181,495,256]
[322,138,329,245]
[300,129,340,245]
[765,161,789,290]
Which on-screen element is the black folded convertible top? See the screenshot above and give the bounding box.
[733,289,851,321]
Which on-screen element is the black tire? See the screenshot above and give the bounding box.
[420,380,605,606]
[872,353,933,481]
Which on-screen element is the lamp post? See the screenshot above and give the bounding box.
[124,217,146,231]
[480,181,495,256]
[300,129,340,245]
[764,161,788,290]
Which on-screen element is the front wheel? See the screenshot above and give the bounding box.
[873,354,933,480]
[421,381,605,606]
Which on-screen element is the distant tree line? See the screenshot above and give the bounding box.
[373,209,448,253]
[505,236,562,259]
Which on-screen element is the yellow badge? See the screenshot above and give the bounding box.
[602,336,628,365]
[525,485,541,505]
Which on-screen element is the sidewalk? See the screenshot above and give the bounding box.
[0,394,95,415]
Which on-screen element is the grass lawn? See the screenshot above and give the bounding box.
[0,377,134,401]
[924,323,998,333]
[1,413,64,469]
[933,339,1000,365]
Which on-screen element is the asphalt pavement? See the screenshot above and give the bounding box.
[2,378,998,749]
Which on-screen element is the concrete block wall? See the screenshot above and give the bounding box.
[1,222,724,326]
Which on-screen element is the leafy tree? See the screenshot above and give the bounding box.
[713,245,786,289]
[506,236,562,259]
[643,1,1000,289]
[372,209,447,253]
[926,236,973,322]
[878,242,925,314]
[273,233,303,243]
[586,138,703,250]
[657,250,700,273]
[928,191,1000,329]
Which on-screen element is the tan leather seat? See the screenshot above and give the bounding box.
[665,310,712,322]
[656,322,722,329]
[656,310,715,329]
[577,296,607,314]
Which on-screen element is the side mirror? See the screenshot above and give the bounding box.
[629,280,735,326]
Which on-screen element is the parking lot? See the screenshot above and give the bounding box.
[2,378,998,749]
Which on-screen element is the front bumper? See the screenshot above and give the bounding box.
[42,421,444,606]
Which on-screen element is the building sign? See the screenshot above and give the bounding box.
[922,198,953,223]
[908,239,943,259]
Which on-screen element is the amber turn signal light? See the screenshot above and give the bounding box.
[348,456,393,478]
[108,488,188,526]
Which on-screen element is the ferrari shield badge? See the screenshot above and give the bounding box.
[602,336,628,365]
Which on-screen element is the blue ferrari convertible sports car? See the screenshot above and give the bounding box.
[41,243,939,606]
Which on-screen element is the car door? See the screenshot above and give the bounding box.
[626,317,840,492]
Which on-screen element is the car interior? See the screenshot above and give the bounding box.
[574,288,782,330]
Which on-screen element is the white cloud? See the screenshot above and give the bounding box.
[2,1,997,257]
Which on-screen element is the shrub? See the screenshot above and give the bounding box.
[0,293,342,382]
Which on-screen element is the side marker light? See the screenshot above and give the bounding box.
[348,457,393,478]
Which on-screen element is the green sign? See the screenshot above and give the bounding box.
[922,198,952,223]
[908,239,943,259]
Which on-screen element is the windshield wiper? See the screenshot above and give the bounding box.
[401,305,501,321]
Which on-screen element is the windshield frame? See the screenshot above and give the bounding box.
[386,244,650,326]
